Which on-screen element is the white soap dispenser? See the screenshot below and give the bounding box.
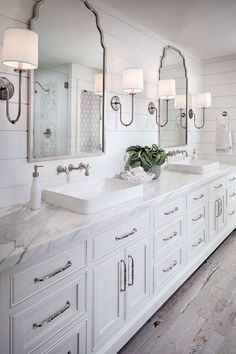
[31,165,44,210]
[191,149,197,160]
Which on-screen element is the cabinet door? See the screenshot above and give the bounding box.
[209,197,218,241]
[93,252,124,349]
[125,238,150,319]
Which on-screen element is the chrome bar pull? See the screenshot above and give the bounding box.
[163,231,178,241]
[193,194,204,200]
[115,228,137,241]
[34,261,72,283]
[218,198,223,216]
[229,193,236,198]
[163,260,178,273]
[229,177,236,181]
[192,238,203,247]
[192,214,203,222]
[33,301,71,329]
[215,199,220,218]
[228,210,235,216]
[164,207,179,215]
[128,255,134,286]
[214,183,223,189]
[120,260,127,292]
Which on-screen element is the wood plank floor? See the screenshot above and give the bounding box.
[119,233,236,354]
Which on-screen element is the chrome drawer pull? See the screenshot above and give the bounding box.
[33,301,71,329]
[128,255,134,286]
[34,261,72,283]
[192,238,203,247]
[229,177,236,181]
[120,260,127,292]
[214,183,223,189]
[164,207,179,215]
[163,231,178,241]
[192,213,203,222]
[229,193,236,198]
[163,260,178,272]
[228,210,235,216]
[193,194,204,200]
[115,228,137,241]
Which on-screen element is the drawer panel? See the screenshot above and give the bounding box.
[227,207,236,225]
[227,172,236,187]
[209,177,226,196]
[227,186,236,207]
[154,198,185,228]
[154,246,184,292]
[187,205,206,232]
[187,187,207,211]
[11,273,86,354]
[93,211,150,260]
[187,228,207,261]
[10,242,86,307]
[154,218,183,257]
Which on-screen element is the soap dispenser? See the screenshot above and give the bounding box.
[191,149,197,160]
[31,165,44,210]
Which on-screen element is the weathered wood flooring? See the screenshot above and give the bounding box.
[119,233,236,354]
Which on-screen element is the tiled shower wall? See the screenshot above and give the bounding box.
[0,0,202,208]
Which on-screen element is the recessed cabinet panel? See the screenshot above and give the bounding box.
[187,228,207,261]
[187,187,207,210]
[154,198,185,228]
[154,218,183,257]
[187,205,206,233]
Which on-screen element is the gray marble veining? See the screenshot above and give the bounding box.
[0,163,235,273]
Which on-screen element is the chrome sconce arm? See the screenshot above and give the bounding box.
[176,109,187,129]
[148,100,169,127]
[111,93,136,127]
[0,69,24,125]
[189,107,206,130]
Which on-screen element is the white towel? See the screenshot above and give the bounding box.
[215,114,232,154]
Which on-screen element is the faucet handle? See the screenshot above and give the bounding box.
[57,165,67,175]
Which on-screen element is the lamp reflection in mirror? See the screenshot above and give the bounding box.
[148,79,176,128]
[0,28,38,124]
[111,68,144,127]
[175,95,187,129]
[94,73,103,96]
[189,92,211,129]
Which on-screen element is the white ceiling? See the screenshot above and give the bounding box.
[99,0,236,60]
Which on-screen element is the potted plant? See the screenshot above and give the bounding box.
[125,144,171,179]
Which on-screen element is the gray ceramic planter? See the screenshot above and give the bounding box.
[148,165,161,179]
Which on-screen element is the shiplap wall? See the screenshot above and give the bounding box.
[196,56,236,164]
[0,0,202,208]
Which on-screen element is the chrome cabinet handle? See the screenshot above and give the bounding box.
[192,238,203,247]
[34,261,72,283]
[229,177,236,181]
[120,260,127,292]
[164,207,179,215]
[214,183,223,189]
[163,231,178,241]
[215,199,220,218]
[192,213,203,222]
[33,301,71,329]
[229,193,236,198]
[193,194,204,200]
[115,228,137,241]
[163,260,178,273]
[228,210,235,216]
[218,198,223,216]
[128,255,134,286]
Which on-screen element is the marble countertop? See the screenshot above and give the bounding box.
[0,163,235,273]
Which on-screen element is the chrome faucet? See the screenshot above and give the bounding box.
[168,149,188,158]
[68,162,90,176]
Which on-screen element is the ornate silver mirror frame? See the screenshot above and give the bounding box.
[28,0,106,161]
[158,45,188,147]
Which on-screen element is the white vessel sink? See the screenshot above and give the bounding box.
[168,159,219,174]
[44,177,143,214]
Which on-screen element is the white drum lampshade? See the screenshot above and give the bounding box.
[175,95,186,109]
[159,79,176,99]
[122,68,143,93]
[2,28,38,70]
[197,92,211,108]
[94,73,103,95]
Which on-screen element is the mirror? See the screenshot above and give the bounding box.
[28,0,105,161]
[158,46,188,147]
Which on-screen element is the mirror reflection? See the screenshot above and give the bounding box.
[159,46,188,148]
[29,0,105,161]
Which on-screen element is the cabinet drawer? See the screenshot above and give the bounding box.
[154,198,185,228]
[10,242,86,307]
[187,228,207,262]
[187,205,206,232]
[227,207,236,224]
[93,211,150,260]
[187,187,207,211]
[154,246,184,292]
[227,172,236,187]
[209,177,226,196]
[11,273,86,354]
[154,218,183,257]
[227,186,236,207]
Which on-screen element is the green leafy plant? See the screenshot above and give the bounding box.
[125,144,171,171]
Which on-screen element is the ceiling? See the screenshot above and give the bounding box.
[99,0,236,60]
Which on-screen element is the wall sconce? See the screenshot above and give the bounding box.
[94,73,103,95]
[111,68,143,127]
[189,92,211,129]
[175,94,187,129]
[148,79,176,127]
[0,28,38,124]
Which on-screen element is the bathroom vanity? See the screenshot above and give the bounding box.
[1,165,236,354]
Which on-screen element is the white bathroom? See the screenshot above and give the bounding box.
[0,0,236,353]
